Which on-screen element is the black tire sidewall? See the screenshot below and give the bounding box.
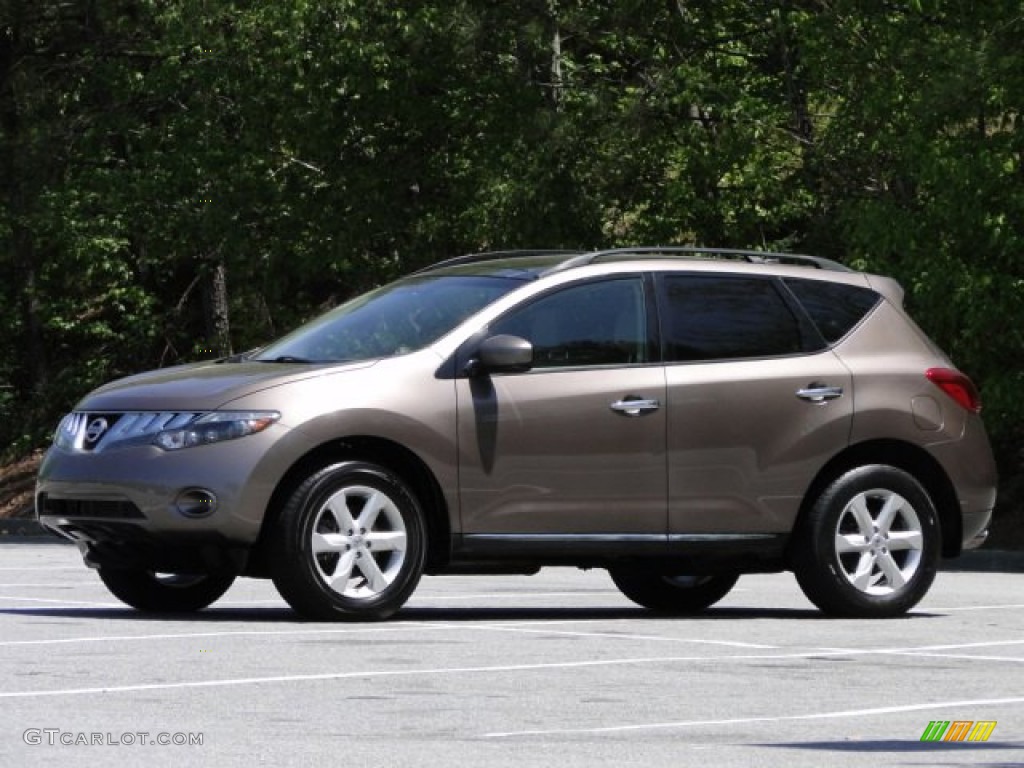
[273,461,427,620]
[98,568,235,612]
[609,567,739,613]
[798,465,940,617]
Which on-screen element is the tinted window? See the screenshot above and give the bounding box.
[784,278,880,343]
[491,278,648,368]
[660,275,803,362]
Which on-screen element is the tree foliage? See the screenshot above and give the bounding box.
[1,1,1022,522]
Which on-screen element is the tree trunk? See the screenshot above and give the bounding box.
[202,258,232,357]
[548,0,564,111]
[776,4,814,148]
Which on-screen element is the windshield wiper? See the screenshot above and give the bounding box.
[216,348,258,363]
[256,355,317,364]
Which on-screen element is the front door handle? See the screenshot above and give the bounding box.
[796,385,844,403]
[610,397,661,416]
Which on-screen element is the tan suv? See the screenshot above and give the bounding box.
[36,248,997,619]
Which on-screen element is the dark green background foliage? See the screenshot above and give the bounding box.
[1,1,1021,533]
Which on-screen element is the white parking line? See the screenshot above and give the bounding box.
[418,622,777,649]
[817,639,1024,654]
[927,603,1024,612]
[0,653,862,699]
[0,624,432,647]
[0,584,75,587]
[3,612,1022,658]
[482,696,1024,737]
[0,596,121,607]
[4,640,1024,700]
[411,590,618,601]
[0,619,770,649]
[893,652,1024,664]
[0,566,82,571]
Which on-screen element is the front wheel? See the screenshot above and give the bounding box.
[792,465,940,618]
[609,567,739,613]
[98,569,236,612]
[269,461,427,621]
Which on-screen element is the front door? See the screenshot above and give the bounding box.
[456,275,667,538]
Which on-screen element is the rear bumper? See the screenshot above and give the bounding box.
[959,507,992,551]
[964,526,989,551]
[927,416,998,553]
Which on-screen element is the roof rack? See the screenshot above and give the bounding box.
[550,246,851,273]
[417,246,851,276]
[414,249,584,274]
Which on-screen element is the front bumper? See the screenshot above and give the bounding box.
[44,519,249,573]
[35,427,287,570]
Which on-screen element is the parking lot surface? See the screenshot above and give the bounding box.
[1,540,1023,767]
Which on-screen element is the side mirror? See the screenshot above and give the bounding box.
[466,334,533,377]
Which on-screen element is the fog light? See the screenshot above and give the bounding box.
[175,489,218,518]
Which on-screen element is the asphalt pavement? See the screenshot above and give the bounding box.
[1,540,1023,768]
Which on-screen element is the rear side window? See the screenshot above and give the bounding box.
[784,278,880,343]
[659,275,803,362]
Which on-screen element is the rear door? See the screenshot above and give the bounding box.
[656,273,854,537]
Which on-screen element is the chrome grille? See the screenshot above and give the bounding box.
[57,411,203,452]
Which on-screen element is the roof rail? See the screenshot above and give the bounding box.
[416,246,852,276]
[414,249,584,274]
[550,246,851,273]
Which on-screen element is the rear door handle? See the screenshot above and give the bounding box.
[796,385,844,403]
[610,397,660,416]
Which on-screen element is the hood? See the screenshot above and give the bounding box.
[76,359,377,412]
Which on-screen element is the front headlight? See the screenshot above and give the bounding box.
[153,411,280,451]
[53,413,84,451]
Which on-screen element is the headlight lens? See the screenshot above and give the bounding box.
[153,411,280,451]
[53,413,81,450]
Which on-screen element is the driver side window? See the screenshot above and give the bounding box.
[490,277,648,369]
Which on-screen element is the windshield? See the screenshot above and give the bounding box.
[252,274,525,363]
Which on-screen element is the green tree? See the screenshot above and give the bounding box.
[1,0,1021,538]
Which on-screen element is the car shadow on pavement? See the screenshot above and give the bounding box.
[393,605,824,621]
[0,603,938,622]
[0,606,301,622]
[757,739,1024,758]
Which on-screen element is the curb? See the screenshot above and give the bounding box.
[3,519,1023,569]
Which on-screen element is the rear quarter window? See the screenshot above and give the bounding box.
[784,278,881,344]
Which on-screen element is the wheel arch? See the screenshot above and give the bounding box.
[788,439,963,564]
[247,436,452,577]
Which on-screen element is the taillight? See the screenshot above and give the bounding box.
[926,368,982,413]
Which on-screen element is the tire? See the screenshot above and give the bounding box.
[609,567,739,613]
[269,461,427,621]
[98,568,235,612]
[792,465,940,618]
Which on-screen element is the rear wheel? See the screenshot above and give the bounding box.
[793,465,940,617]
[270,461,427,621]
[98,569,235,612]
[609,567,739,613]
